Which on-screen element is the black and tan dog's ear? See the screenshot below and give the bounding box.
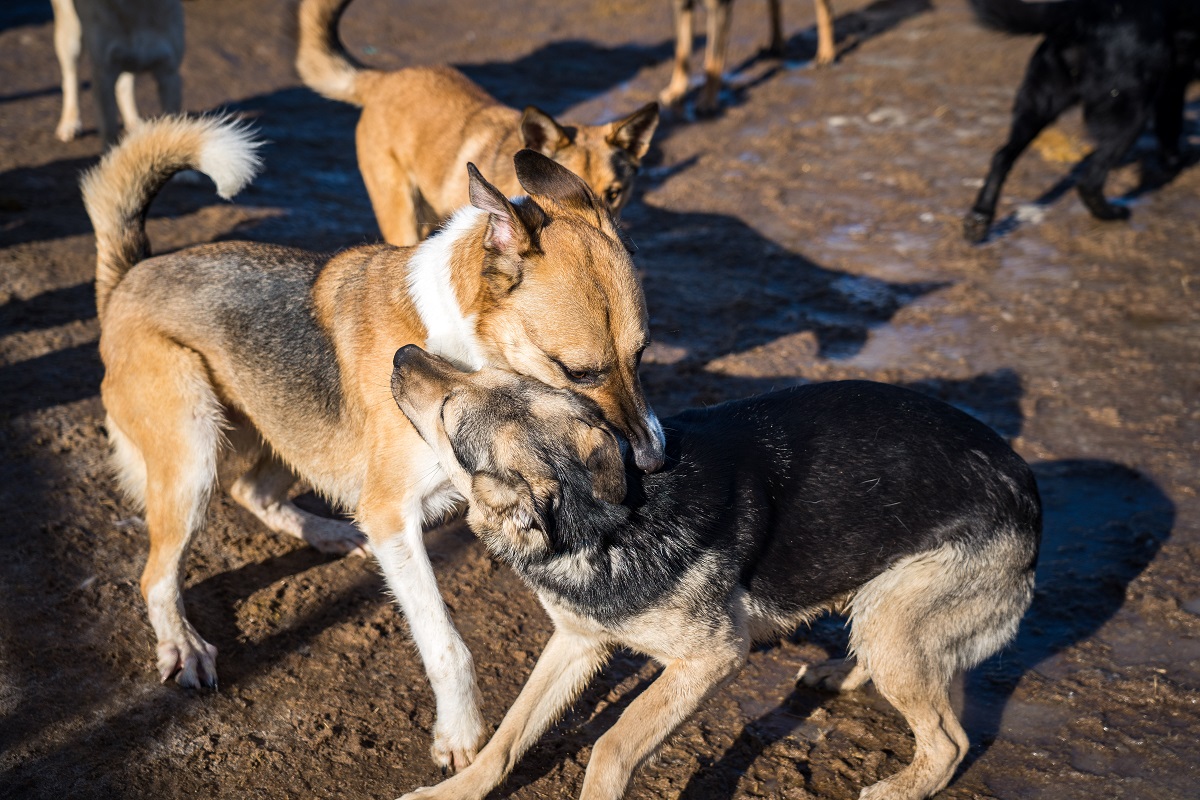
[520,106,571,157]
[470,471,557,554]
[467,162,545,292]
[577,425,627,504]
[607,102,659,162]
[514,149,599,218]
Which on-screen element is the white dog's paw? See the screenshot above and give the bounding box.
[397,786,448,800]
[796,657,868,693]
[157,635,219,688]
[55,118,82,142]
[430,711,484,773]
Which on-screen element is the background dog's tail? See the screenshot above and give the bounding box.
[81,115,262,319]
[297,0,373,105]
[967,0,1076,35]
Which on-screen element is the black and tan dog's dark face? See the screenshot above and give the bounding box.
[390,345,626,555]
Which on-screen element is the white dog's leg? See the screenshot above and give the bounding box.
[368,501,484,772]
[115,72,141,132]
[51,0,83,142]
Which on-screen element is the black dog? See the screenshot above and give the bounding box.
[964,0,1199,243]
[390,346,1042,800]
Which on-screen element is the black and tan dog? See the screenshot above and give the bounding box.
[964,0,1200,243]
[389,346,1042,800]
[82,115,665,771]
[297,0,660,246]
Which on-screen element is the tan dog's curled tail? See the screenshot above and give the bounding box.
[297,0,373,105]
[81,115,262,319]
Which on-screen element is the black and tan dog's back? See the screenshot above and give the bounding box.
[390,348,1042,800]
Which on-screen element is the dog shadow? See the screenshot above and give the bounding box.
[0,0,51,35]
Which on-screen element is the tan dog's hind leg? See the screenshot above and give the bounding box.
[399,630,612,800]
[358,127,421,246]
[116,73,141,132]
[579,643,745,800]
[660,0,695,109]
[698,0,733,113]
[229,453,367,556]
[797,656,871,693]
[52,0,83,142]
[106,341,223,688]
[813,0,836,67]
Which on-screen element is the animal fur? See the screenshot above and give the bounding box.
[81,115,665,772]
[389,348,1042,800]
[963,0,1200,242]
[296,0,660,245]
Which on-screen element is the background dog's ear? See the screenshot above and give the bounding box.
[607,103,659,162]
[520,106,571,157]
[467,163,544,292]
[577,425,627,504]
[514,149,599,218]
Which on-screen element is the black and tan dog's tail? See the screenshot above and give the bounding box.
[968,0,1076,35]
[81,115,262,319]
[297,0,375,106]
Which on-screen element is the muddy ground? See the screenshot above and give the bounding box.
[1,0,1198,797]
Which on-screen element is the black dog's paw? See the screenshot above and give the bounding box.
[1078,188,1132,221]
[962,209,993,244]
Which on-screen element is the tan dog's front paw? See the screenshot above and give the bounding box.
[55,117,82,142]
[157,635,218,688]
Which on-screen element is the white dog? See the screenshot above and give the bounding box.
[51,0,185,145]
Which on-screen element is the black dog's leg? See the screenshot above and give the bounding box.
[1155,70,1188,172]
[1077,99,1148,221]
[964,43,1078,243]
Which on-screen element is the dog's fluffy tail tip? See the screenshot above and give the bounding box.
[195,115,264,199]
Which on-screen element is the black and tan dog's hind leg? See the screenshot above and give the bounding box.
[839,537,1033,799]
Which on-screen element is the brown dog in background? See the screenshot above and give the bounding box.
[660,0,835,113]
[51,0,185,144]
[297,0,660,246]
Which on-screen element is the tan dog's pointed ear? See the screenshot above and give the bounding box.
[607,103,659,162]
[578,426,627,504]
[520,106,571,157]
[467,163,544,292]
[513,149,599,218]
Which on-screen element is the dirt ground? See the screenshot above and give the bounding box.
[2,0,1198,797]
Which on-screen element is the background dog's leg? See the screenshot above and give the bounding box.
[358,139,421,246]
[765,0,785,57]
[115,73,141,132]
[579,644,745,800]
[1155,72,1188,171]
[90,60,123,145]
[963,43,1077,243]
[1077,101,1147,221]
[153,66,182,116]
[813,0,835,66]
[230,453,367,556]
[698,0,733,113]
[363,493,484,772]
[796,656,870,692]
[51,0,83,142]
[400,630,611,800]
[660,0,696,109]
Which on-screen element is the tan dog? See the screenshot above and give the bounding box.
[660,0,835,113]
[296,0,660,247]
[81,115,665,771]
[51,0,185,144]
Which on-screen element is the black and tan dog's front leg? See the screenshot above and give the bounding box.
[578,642,746,800]
[398,629,612,800]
